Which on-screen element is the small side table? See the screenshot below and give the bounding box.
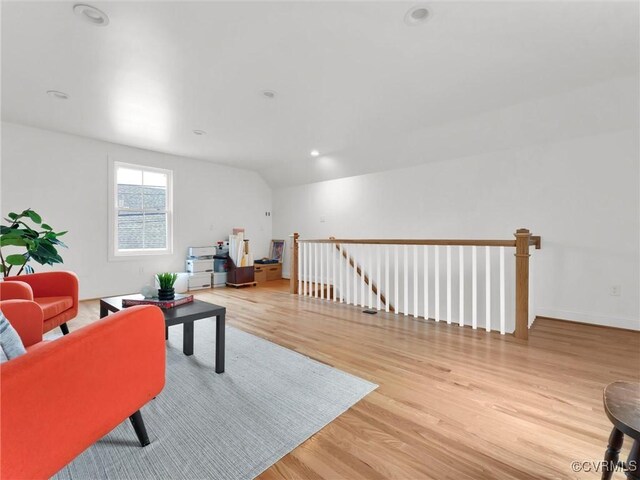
[602,381,640,480]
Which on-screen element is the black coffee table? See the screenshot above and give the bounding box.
[99,294,226,373]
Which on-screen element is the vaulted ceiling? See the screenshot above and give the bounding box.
[2,1,638,187]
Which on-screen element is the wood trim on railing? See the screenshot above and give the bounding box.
[290,232,299,294]
[333,242,395,313]
[530,236,541,250]
[514,228,531,340]
[291,228,540,342]
[299,239,517,247]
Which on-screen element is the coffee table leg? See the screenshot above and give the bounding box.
[183,322,194,356]
[100,302,109,319]
[215,313,225,373]
[165,326,168,340]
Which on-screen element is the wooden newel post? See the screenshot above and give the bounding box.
[290,232,299,294]
[514,228,531,340]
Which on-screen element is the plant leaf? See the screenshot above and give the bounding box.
[41,223,52,230]
[26,210,42,224]
[7,212,18,220]
[0,237,26,247]
[5,254,27,266]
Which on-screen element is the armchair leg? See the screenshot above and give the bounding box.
[60,323,69,335]
[129,410,151,447]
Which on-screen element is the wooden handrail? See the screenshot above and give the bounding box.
[298,239,517,247]
[292,228,539,341]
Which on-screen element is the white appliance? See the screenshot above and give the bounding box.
[188,272,212,290]
[188,246,217,258]
[186,259,214,273]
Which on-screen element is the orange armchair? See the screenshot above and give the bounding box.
[0,302,166,480]
[2,271,79,335]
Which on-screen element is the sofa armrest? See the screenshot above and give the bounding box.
[5,271,79,315]
[0,280,34,301]
[0,305,166,480]
[0,299,43,347]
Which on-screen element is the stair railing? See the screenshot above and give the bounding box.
[289,230,541,340]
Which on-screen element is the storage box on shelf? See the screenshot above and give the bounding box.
[188,272,212,291]
[213,272,227,287]
[226,259,256,288]
[254,263,282,283]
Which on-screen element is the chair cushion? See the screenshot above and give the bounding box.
[0,310,27,362]
[35,296,73,320]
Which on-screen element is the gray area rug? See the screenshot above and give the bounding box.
[52,320,377,480]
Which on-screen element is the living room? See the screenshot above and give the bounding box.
[1,1,639,479]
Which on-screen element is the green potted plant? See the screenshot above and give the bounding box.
[0,209,67,277]
[156,272,178,301]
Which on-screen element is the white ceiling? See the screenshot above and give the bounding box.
[2,1,639,187]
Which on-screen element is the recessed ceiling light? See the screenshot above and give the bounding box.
[46,90,69,100]
[310,150,320,157]
[193,130,206,136]
[261,90,277,99]
[73,4,110,26]
[404,5,430,26]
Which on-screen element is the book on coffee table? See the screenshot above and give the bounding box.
[122,293,194,309]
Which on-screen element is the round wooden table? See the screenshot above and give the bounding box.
[602,381,640,479]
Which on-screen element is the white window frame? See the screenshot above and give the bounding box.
[108,160,174,260]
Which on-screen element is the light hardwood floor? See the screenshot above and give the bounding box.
[74,281,640,480]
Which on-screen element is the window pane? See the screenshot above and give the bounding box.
[117,167,142,185]
[118,184,143,209]
[117,211,167,251]
[118,211,144,250]
[143,171,167,187]
[143,185,166,211]
[143,212,167,249]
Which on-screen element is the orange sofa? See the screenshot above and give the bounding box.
[2,271,79,335]
[0,300,166,480]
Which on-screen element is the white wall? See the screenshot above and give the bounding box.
[273,129,640,330]
[1,122,272,299]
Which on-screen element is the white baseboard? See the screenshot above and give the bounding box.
[536,308,639,331]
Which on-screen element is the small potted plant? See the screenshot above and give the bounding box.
[156,273,178,301]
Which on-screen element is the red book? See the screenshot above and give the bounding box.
[122,294,194,309]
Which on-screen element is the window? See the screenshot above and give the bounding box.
[110,162,173,257]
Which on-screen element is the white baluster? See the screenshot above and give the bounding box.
[353,244,358,306]
[413,245,418,317]
[459,246,464,326]
[435,245,440,322]
[500,246,506,335]
[314,243,318,298]
[298,241,302,296]
[472,246,477,329]
[446,245,452,324]
[424,245,429,320]
[339,244,344,303]
[360,245,366,307]
[394,246,399,315]
[368,244,373,309]
[301,243,306,296]
[308,243,312,297]
[325,243,332,300]
[320,242,324,300]
[385,247,390,313]
[485,246,491,332]
[376,245,381,310]
[332,242,337,302]
[346,246,351,305]
[403,245,409,316]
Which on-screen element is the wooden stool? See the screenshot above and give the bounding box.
[602,382,640,479]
